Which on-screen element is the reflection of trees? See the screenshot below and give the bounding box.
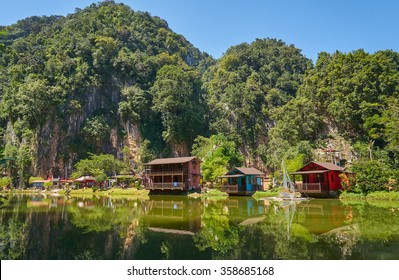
[194,201,239,258]
[68,197,143,235]
[68,197,149,259]
[337,201,399,259]
[1,195,398,260]
[194,200,318,259]
[0,195,29,259]
[0,220,29,259]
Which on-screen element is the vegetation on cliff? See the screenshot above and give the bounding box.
[0,1,210,186]
[0,1,399,192]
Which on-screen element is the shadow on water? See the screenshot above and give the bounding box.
[0,194,398,259]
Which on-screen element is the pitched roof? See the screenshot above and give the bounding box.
[145,156,199,165]
[75,176,96,182]
[234,167,264,175]
[301,161,345,171]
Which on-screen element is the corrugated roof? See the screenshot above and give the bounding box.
[145,156,198,165]
[290,170,329,175]
[234,167,264,175]
[297,161,345,172]
[219,174,246,178]
[312,161,345,171]
[75,176,96,182]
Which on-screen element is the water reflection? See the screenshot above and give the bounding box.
[0,194,398,260]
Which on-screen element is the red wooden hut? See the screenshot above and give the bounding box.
[291,161,345,197]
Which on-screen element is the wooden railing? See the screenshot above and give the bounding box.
[145,182,185,190]
[220,184,238,193]
[296,183,323,193]
[146,170,185,176]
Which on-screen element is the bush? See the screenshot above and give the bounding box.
[43,181,53,190]
[0,177,12,189]
[352,160,391,194]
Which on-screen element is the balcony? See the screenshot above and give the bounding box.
[296,182,326,193]
[146,169,188,176]
[220,184,238,193]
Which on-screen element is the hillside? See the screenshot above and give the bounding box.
[0,1,212,182]
[1,1,399,191]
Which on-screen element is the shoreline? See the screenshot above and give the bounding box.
[2,189,399,202]
[0,188,150,198]
[339,191,399,201]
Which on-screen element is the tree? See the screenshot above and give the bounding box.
[204,38,312,162]
[192,134,243,182]
[351,160,391,194]
[81,116,110,148]
[151,65,206,155]
[0,1,210,178]
[71,154,129,179]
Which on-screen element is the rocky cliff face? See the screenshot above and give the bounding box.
[0,2,209,180]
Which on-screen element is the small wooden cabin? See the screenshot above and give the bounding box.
[219,167,264,196]
[291,161,345,197]
[143,156,201,193]
[74,176,96,188]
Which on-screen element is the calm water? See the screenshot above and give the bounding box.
[0,194,398,260]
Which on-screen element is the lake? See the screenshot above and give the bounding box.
[0,194,398,260]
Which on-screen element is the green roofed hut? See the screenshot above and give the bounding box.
[219,167,264,196]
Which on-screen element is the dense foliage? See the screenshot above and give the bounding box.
[0,1,399,190]
[71,153,130,181]
[0,1,209,185]
[203,39,312,163]
[191,134,243,182]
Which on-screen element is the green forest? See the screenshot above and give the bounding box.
[1,1,399,193]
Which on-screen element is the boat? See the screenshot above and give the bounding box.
[279,161,307,200]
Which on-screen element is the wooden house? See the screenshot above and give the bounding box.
[74,176,96,188]
[219,167,264,196]
[143,156,201,193]
[291,161,345,197]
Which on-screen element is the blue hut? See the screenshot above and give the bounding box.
[219,167,264,196]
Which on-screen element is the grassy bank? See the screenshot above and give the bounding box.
[96,188,149,197]
[188,189,228,198]
[252,188,281,199]
[340,191,399,201]
[1,187,150,197]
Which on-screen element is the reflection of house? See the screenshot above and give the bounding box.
[141,196,201,234]
[221,197,267,220]
[143,157,201,192]
[298,201,347,234]
[291,161,346,197]
[219,167,264,196]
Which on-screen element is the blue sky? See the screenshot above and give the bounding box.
[1,0,398,62]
